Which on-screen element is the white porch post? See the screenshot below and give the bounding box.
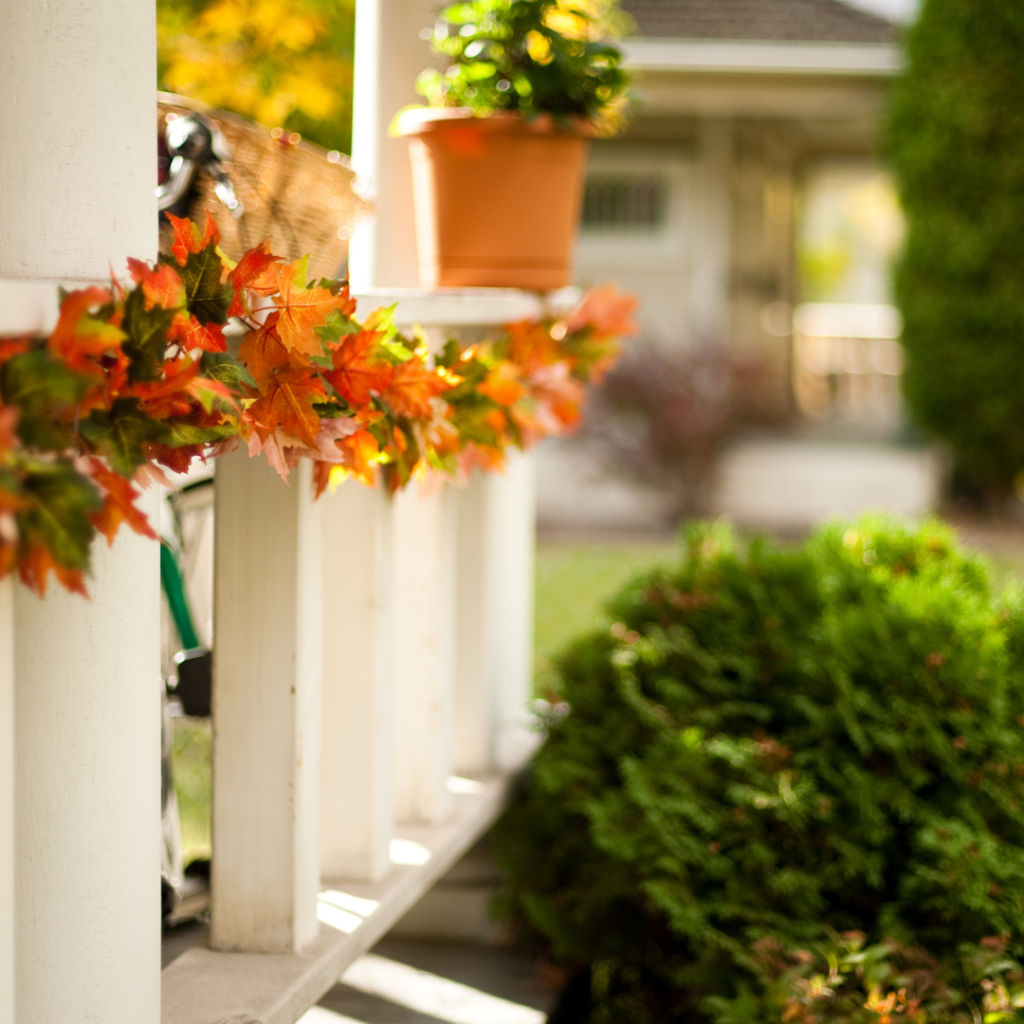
[348,0,436,291]
[0,580,12,1024]
[692,119,734,343]
[320,484,395,881]
[211,452,323,953]
[0,2,161,1022]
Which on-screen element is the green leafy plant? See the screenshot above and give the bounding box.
[416,0,631,134]
[707,932,1024,1024]
[494,516,1024,1023]
[887,0,1024,502]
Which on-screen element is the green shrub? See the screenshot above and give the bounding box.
[887,1,1024,498]
[708,932,1024,1024]
[494,517,1024,1023]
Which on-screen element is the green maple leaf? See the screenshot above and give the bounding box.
[78,398,167,477]
[18,459,102,570]
[160,247,231,327]
[164,421,238,448]
[123,286,177,382]
[0,348,92,451]
[200,351,257,391]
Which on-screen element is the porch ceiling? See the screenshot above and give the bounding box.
[619,0,897,45]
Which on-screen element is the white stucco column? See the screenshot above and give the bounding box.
[0,580,12,1024]
[212,452,323,954]
[320,483,395,881]
[349,0,436,290]
[0,2,160,1021]
[691,119,733,343]
[0,2,156,281]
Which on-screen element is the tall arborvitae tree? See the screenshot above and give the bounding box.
[887,1,1024,501]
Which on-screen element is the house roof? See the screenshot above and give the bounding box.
[619,0,897,45]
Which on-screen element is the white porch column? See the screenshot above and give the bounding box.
[454,453,537,777]
[0,2,160,1021]
[691,119,733,343]
[15,495,161,1024]
[0,580,12,1024]
[212,453,323,953]
[392,486,457,824]
[348,0,436,290]
[320,484,395,881]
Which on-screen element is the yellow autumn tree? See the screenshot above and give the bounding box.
[158,0,355,153]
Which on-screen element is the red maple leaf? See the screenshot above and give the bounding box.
[49,287,124,376]
[273,257,357,357]
[129,356,202,419]
[18,544,88,598]
[85,457,158,544]
[167,312,227,353]
[147,442,198,475]
[324,330,395,406]
[127,259,186,311]
[166,211,220,267]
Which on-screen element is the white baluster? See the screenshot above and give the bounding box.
[454,452,538,777]
[0,579,12,1024]
[320,483,395,881]
[211,452,323,953]
[392,485,457,824]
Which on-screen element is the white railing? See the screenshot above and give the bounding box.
[793,303,905,429]
[0,284,543,1024]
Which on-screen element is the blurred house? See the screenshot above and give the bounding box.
[539,0,943,532]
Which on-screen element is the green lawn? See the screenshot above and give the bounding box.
[533,537,679,695]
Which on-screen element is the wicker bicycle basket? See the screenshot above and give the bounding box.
[157,92,370,281]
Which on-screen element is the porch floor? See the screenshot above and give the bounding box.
[162,927,554,1023]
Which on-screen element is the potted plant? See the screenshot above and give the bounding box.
[393,0,631,291]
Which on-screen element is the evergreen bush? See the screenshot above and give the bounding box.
[887,1,1024,498]
[494,517,1024,1023]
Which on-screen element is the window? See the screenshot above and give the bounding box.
[581,174,669,232]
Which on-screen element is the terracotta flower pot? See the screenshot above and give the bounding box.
[394,107,591,291]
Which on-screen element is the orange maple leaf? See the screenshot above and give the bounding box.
[129,357,202,419]
[273,256,357,357]
[325,330,395,406]
[166,211,220,267]
[49,287,124,376]
[18,543,88,598]
[0,337,30,369]
[85,457,158,544]
[227,243,283,318]
[127,258,186,311]
[383,357,452,420]
[167,312,227,353]
[507,320,559,374]
[147,442,197,475]
[238,319,290,389]
[247,366,327,447]
[478,363,526,407]
[338,428,381,487]
[567,284,639,339]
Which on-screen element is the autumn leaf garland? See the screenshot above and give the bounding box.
[0,213,636,595]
